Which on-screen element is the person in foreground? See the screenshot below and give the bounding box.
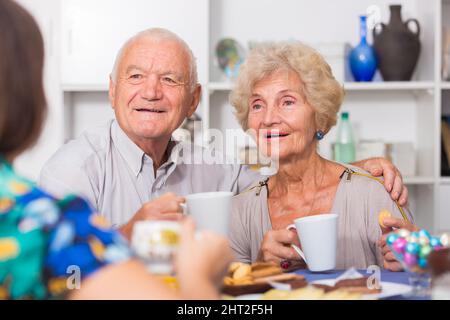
[228,41,418,271]
[0,0,231,300]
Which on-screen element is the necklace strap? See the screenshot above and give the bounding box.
[342,167,409,223]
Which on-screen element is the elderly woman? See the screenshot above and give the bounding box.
[229,41,416,271]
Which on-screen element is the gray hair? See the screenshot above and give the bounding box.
[110,28,198,92]
[230,41,344,133]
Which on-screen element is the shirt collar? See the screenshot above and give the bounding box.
[111,120,146,177]
[157,139,180,178]
[167,140,183,165]
[111,120,181,177]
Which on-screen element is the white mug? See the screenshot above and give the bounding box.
[131,220,181,274]
[286,213,338,272]
[181,191,233,236]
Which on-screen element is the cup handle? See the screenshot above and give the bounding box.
[286,224,307,263]
[291,244,307,263]
[179,203,187,215]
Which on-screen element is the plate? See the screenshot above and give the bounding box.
[222,275,307,296]
[312,279,412,299]
[222,282,272,296]
[234,281,412,300]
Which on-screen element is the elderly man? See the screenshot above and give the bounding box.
[40,28,408,239]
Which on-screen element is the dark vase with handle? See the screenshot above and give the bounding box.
[373,5,421,81]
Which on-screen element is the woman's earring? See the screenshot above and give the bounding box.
[315,130,325,140]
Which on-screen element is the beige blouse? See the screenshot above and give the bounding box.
[229,165,414,269]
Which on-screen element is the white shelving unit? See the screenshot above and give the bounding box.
[211,81,436,92]
[14,0,450,233]
[343,81,435,91]
[207,0,445,232]
[208,82,234,92]
[403,177,436,185]
[61,84,109,92]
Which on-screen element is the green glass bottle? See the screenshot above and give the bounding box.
[334,112,356,163]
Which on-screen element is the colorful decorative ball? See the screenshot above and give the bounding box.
[440,233,450,247]
[393,238,407,254]
[386,233,399,246]
[398,229,411,238]
[406,242,420,255]
[418,236,429,246]
[406,235,418,244]
[387,229,450,274]
[430,237,441,248]
[418,230,431,239]
[418,258,428,269]
[403,252,417,267]
[419,245,432,259]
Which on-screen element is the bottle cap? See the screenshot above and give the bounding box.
[341,112,349,120]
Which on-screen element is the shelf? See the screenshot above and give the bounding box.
[343,82,435,91]
[62,81,436,93]
[62,84,108,92]
[441,177,450,184]
[208,81,435,93]
[441,82,450,90]
[403,176,436,185]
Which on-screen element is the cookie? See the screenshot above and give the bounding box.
[251,262,277,271]
[232,264,252,279]
[378,209,392,228]
[228,262,245,274]
[250,266,282,278]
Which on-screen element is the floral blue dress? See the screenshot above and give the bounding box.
[0,159,131,299]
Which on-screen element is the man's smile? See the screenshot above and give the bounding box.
[134,107,167,113]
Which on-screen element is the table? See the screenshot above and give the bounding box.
[293,269,431,300]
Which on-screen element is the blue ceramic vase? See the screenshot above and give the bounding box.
[349,15,378,82]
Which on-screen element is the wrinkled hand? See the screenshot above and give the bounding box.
[380,216,418,234]
[175,217,233,287]
[120,192,185,239]
[378,234,403,271]
[378,216,418,271]
[258,228,302,264]
[360,157,408,206]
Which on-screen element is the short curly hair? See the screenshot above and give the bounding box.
[230,41,344,133]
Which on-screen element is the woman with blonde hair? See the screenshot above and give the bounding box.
[229,41,416,271]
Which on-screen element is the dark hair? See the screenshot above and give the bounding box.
[0,0,47,158]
